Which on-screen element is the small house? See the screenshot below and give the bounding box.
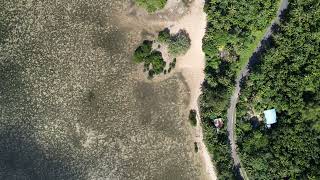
[214,118,224,129]
[264,109,277,128]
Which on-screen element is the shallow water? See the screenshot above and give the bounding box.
[0,0,204,179]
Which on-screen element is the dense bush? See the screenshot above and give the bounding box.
[157,29,191,56]
[158,28,171,43]
[145,51,166,78]
[133,40,153,63]
[133,28,190,78]
[194,142,199,152]
[236,0,320,178]
[134,0,167,13]
[168,30,191,56]
[133,40,166,78]
[189,109,197,126]
[202,122,236,179]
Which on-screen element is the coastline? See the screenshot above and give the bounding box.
[170,0,217,179]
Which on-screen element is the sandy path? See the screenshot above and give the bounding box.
[170,1,217,179]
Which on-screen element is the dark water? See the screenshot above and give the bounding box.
[0,0,203,179]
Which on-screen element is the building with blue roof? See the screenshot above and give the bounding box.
[264,109,277,128]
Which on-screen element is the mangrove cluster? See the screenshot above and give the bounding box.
[133,28,190,78]
[133,40,166,78]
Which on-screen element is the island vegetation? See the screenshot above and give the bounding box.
[133,40,166,78]
[236,0,320,179]
[134,0,167,13]
[200,0,280,178]
[133,28,190,78]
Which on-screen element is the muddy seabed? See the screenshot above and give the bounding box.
[0,0,205,179]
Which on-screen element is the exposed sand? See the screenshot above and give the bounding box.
[169,1,217,179]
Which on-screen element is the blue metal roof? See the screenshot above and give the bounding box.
[264,109,277,125]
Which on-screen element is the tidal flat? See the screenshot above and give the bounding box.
[0,0,205,179]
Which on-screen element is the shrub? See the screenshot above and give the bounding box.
[133,40,166,78]
[158,28,171,43]
[147,51,166,74]
[194,142,199,153]
[168,30,191,56]
[189,109,197,126]
[157,28,191,57]
[133,40,152,63]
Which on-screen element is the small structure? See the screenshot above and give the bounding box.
[214,118,224,129]
[264,109,277,128]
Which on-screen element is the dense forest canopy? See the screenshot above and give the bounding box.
[201,0,279,179]
[202,0,279,118]
[236,0,320,179]
[201,0,280,179]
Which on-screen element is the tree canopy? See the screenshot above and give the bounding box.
[236,0,320,178]
[158,28,191,57]
[133,40,166,78]
[201,0,280,179]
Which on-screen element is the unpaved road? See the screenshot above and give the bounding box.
[226,0,288,178]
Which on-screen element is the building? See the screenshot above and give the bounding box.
[214,118,224,129]
[264,109,277,128]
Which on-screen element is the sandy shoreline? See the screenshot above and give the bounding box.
[170,1,217,179]
[117,0,217,179]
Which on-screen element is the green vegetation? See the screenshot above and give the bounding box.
[200,0,280,179]
[189,109,197,126]
[133,40,166,78]
[158,28,171,43]
[133,28,190,78]
[168,30,191,56]
[201,121,235,179]
[133,40,153,63]
[168,58,176,73]
[134,0,167,13]
[194,142,199,153]
[146,51,166,77]
[236,0,320,179]
[158,28,191,56]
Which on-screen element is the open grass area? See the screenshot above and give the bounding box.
[235,30,265,75]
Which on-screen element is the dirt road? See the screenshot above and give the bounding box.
[226,0,288,178]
